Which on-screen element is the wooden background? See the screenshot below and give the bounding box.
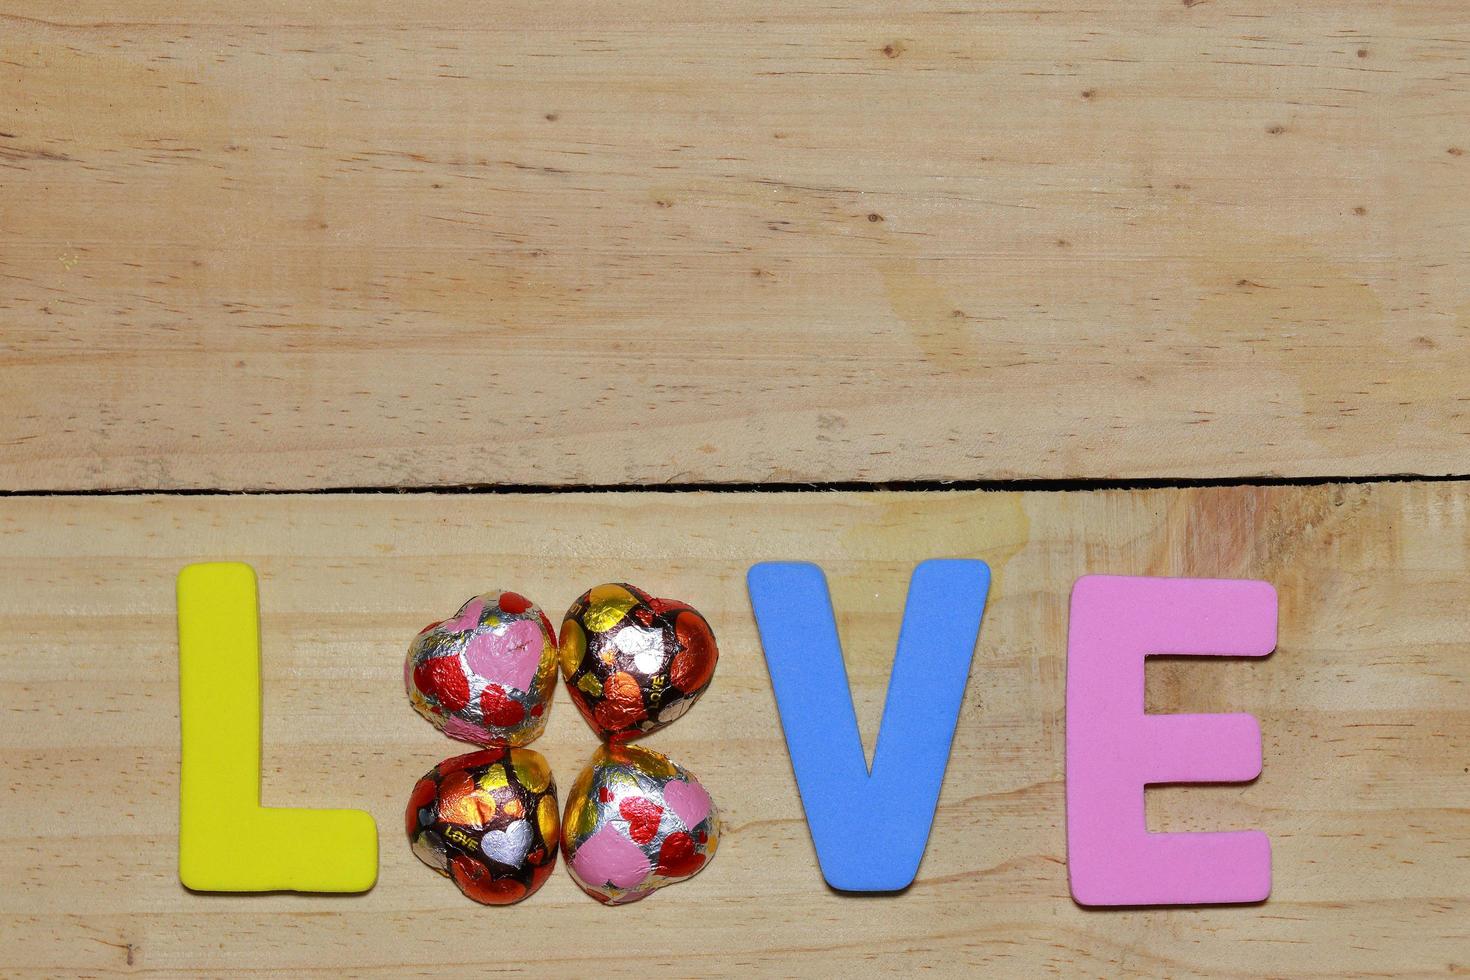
[2,1,1468,977]
[4,0,1470,489]
[2,489,1467,977]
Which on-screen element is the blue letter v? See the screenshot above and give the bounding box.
[747,559,991,892]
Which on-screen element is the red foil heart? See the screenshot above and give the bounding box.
[619,797,663,845]
[656,831,705,878]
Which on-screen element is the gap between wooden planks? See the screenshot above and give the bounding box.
[3,1,1470,489]
[0,484,1465,977]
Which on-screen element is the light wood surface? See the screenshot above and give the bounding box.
[4,2,1470,490]
[1,486,1465,977]
[4,2,1467,975]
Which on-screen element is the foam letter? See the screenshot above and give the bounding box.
[747,559,990,891]
[178,562,377,892]
[1066,575,1276,905]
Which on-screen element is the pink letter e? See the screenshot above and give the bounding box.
[1066,575,1277,906]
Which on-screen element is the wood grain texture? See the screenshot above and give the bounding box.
[0,485,1465,976]
[3,2,1469,490]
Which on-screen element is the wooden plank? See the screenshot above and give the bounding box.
[3,2,1469,490]
[0,485,1465,976]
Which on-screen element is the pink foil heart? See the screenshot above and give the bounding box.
[571,824,651,889]
[445,598,485,634]
[441,715,487,743]
[662,778,712,831]
[464,618,544,692]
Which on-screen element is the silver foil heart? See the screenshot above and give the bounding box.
[481,819,533,867]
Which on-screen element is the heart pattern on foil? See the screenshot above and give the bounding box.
[405,592,559,747]
[406,748,560,906]
[481,819,532,867]
[406,585,722,907]
[561,743,720,905]
[558,583,719,741]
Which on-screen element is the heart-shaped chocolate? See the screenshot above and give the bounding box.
[561,743,719,905]
[406,748,560,906]
[559,584,718,741]
[405,592,559,747]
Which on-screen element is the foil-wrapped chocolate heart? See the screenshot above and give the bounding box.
[559,584,718,741]
[406,592,558,746]
[407,748,560,905]
[561,743,719,905]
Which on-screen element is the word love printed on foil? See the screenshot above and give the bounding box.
[176,560,1276,908]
